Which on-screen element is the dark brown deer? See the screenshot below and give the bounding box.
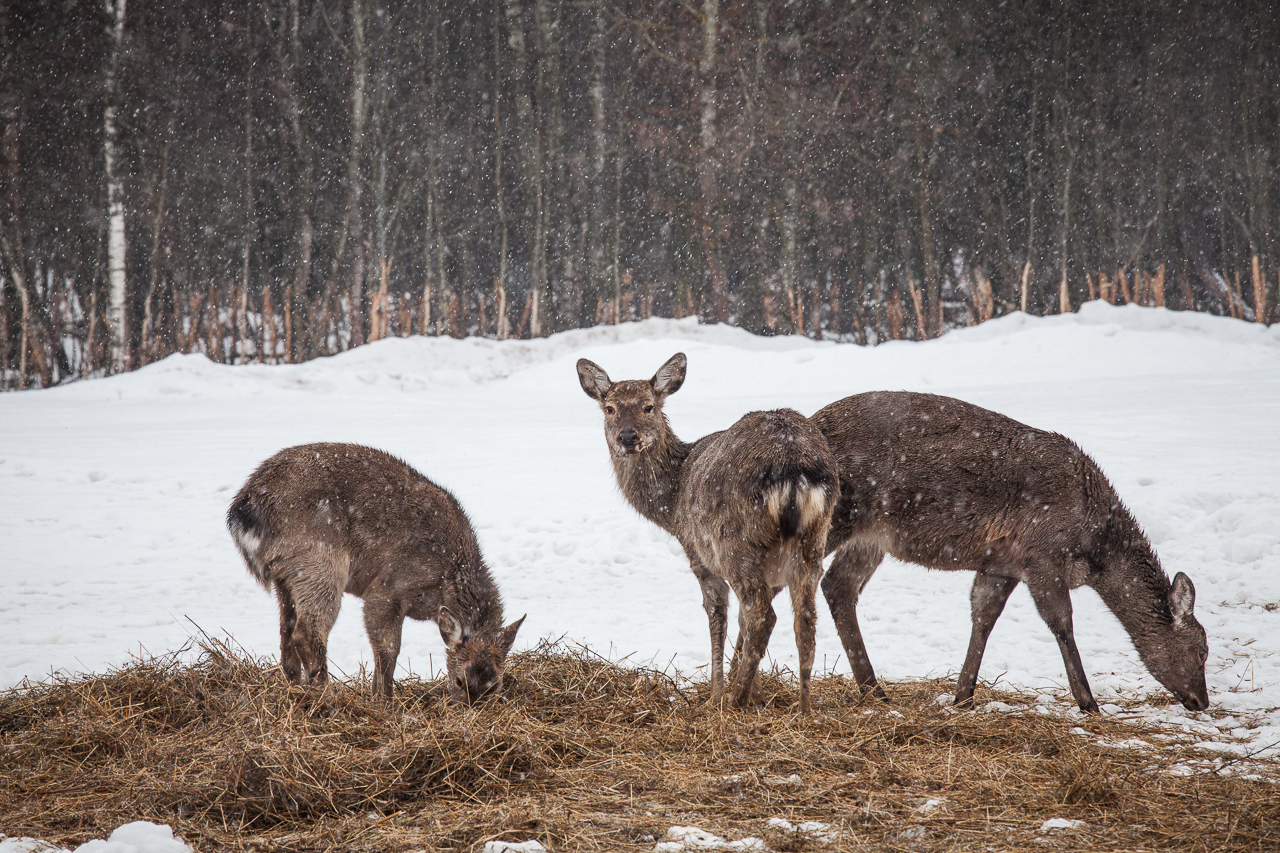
[811,391,1210,714]
[227,443,525,703]
[577,353,838,712]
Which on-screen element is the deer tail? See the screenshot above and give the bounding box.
[761,461,836,540]
[227,492,271,587]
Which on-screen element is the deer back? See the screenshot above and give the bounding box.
[813,391,1111,576]
[229,443,506,640]
[680,409,838,554]
[813,391,1209,710]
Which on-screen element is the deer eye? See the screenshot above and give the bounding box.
[454,676,464,687]
[643,404,654,414]
[604,405,616,415]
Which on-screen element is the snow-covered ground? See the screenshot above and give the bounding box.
[3,302,1279,779]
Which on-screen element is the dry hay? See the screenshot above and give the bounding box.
[1,640,1277,852]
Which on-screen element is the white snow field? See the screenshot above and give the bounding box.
[2,301,1279,778]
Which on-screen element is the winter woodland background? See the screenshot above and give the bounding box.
[1,0,1278,390]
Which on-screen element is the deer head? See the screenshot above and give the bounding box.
[438,608,526,705]
[577,352,686,457]
[1139,572,1210,712]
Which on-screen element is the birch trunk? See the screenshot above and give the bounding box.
[104,0,128,374]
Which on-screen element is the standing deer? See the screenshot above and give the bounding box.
[577,353,838,712]
[811,391,1210,714]
[227,443,525,703]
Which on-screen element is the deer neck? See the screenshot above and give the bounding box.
[613,428,691,536]
[1089,519,1174,649]
[444,547,504,633]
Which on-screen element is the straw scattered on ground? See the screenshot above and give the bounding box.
[1,640,1276,852]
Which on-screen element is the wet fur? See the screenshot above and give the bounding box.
[812,391,1209,713]
[228,443,524,703]
[578,353,838,712]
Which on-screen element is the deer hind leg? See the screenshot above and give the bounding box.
[362,589,405,701]
[1027,574,1100,715]
[727,583,783,703]
[274,581,304,683]
[955,573,1019,708]
[692,560,731,705]
[820,541,886,699]
[789,555,822,715]
[727,575,778,710]
[277,549,344,688]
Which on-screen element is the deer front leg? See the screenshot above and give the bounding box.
[1027,574,1101,715]
[362,591,405,701]
[820,541,886,700]
[955,572,1019,708]
[693,562,731,705]
[728,579,777,710]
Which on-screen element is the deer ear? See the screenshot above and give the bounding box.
[498,614,526,656]
[651,352,687,398]
[577,359,613,401]
[438,606,464,650]
[1170,572,1196,626]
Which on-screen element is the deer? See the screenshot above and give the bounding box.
[227,442,525,704]
[577,352,838,713]
[810,391,1210,715]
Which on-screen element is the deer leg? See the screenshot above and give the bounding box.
[789,563,821,715]
[1027,577,1101,715]
[693,562,731,705]
[274,581,303,684]
[820,541,886,699]
[283,556,343,688]
[727,584,782,702]
[955,573,1019,708]
[362,592,404,701]
[728,578,777,709]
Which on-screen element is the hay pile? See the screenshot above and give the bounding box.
[1,641,1276,852]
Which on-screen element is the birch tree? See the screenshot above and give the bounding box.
[104,0,128,373]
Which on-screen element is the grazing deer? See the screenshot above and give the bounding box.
[577,353,838,712]
[811,391,1210,714]
[227,443,525,704]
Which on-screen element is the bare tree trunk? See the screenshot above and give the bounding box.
[239,52,255,364]
[493,0,510,340]
[266,0,314,362]
[586,0,608,324]
[0,233,30,388]
[697,0,729,323]
[917,133,942,336]
[505,0,545,336]
[535,0,565,331]
[1057,98,1076,315]
[140,121,171,367]
[1022,68,1039,316]
[104,0,128,374]
[345,0,368,349]
[418,6,441,335]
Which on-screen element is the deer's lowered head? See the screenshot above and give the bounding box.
[577,352,686,458]
[438,607,526,705]
[1125,570,1209,712]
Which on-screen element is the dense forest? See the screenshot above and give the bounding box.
[1,0,1277,389]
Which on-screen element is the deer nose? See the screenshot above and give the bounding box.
[618,428,639,448]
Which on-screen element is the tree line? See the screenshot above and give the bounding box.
[1,0,1277,389]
